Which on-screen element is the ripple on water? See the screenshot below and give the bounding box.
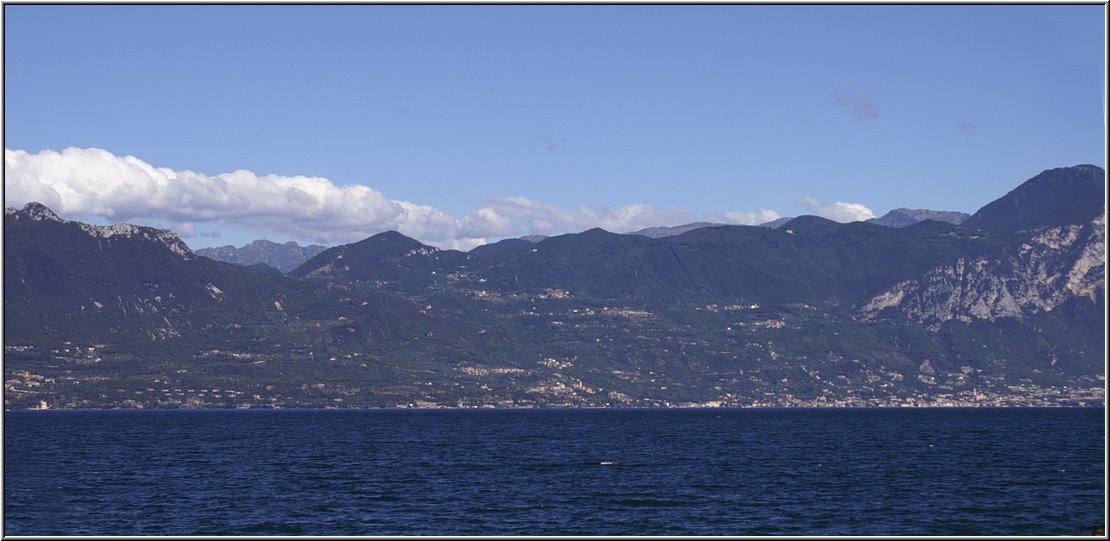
[3,408,1104,535]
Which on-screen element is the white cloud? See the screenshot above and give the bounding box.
[795,196,875,222]
[463,197,781,238]
[724,208,781,225]
[4,147,443,244]
[470,197,693,236]
[5,147,784,250]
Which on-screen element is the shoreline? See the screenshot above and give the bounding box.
[7,403,1106,413]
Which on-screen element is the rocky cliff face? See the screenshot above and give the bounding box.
[5,202,194,259]
[856,210,1105,324]
[196,240,327,272]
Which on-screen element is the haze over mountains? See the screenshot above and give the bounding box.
[196,240,328,273]
[197,206,973,266]
[620,209,970,240]
[3,165,1105,409]
[866,209,970,228]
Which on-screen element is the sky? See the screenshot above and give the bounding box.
[3,5,1106,250]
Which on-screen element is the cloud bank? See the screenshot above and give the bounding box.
[5,147,794,250]
[795,196,875,222]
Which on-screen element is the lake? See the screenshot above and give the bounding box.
[3,407,1104,535]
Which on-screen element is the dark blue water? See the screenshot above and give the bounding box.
[3,408,1104,535]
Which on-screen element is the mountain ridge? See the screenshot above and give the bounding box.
[196,239,328,273]
[5,202,194,259]
[3,165,1104,409]
[867,208,970,228]
[963,164,1105,233]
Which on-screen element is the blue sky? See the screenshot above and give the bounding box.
[4,5,1106,250]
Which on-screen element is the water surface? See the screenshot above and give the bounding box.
[4,407,1104,535]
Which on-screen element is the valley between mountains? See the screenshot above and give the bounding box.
[3,165,1105,409]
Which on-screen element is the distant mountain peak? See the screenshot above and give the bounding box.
[353,230,434,253]
[6,202,193,259]
[780,215,841,234]
[243,239,300,249]
[867,208,970,228]
[195,239,328,273]
[580,227,613,236]
[963,164,1105,233]
[758,217,793,229]
[629,222,722,239]
[370,230,411,240]
[289,229,466,281]
[6,202,65,223]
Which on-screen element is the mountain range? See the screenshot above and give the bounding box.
[195,208,970,269]
[621,209,969,240]
[866,208,970,228]
[3,165,1105,409]
[195,239,327,273]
